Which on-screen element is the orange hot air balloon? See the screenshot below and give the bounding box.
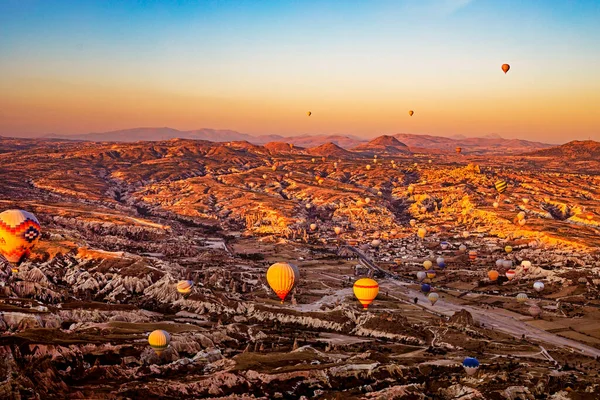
[176,280,194,295]
[408,110,414,116]
[502,64,510,74]
[148,330,171,355]
[468,250,477,261]
[488,270,499,281]
[455,147,462,154]
[0,210,41,265]
[353,278,379,309]
[267,262,297,303]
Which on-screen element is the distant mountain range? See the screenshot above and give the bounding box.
[524,140,600,160]
[37,127,554,155]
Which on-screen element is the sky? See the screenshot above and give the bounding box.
[0,0,599,143]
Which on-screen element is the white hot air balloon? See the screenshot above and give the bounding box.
[533,281,544,292]
[417,271,427,281]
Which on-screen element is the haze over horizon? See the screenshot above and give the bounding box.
[1,0,599,142]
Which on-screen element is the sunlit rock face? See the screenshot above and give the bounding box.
[0,136,599,398]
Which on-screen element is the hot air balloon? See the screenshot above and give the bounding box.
[522,198,529,204]
[423,260,433,270]
[459,244,467,252]
[410,219,417,227]
[440,241,449,250]
[334,162,338,168]
[586,212,594,220]
[353,278,379,309]
[495,180,508,194]
[417,228,427,239]
[311,158,316,163]
[421,283,431,293]
[488,270,499,281]
[493,202,499,208]
[436,257,445,267]
[463,357,480,376]
[501,64,510,74]
[417,271,427,281]
[521,261,531,271]
[505,245,513,254]
[176,280,194,295]
[310,223,317,231]
[533,281,544,292]
[408,110,414,116]
[390,229,398,236]
[518,219,526,226]
[517,212,526,221]
[426,270,437,279]
[462,231,470,239]
[307,111,312,116]
[496,259,504,268]
[502,260,513,269]
[148,330,171,355]
[428,292,439,306]
[272,165,277,171]
[334,227,343,235]
[262,174,267,179]
[0,210,41,265]
[266,262,296,303]
[468,250,477,261]
[529,305,542,317]
[455,147,462,154]
[366,165,371,171]
[516,293,528,303]
[306,203,312,210]
[505,269,516,280]
[377,191,382,196]
[408,185,415,195]
[364,197,371,204]
[420,206,427,214]
[371,239,381,248]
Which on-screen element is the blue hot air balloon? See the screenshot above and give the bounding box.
[463,357,480,376]
[440,241,449,250]
[421,283,431,293]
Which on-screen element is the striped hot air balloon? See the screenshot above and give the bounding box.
[463,357,480,376]
[494,180,508,194]
[0,210,41,265]
[468,250,477,261]
[267,262,297,303]
[148,330,171,355]
[505,269,516,280]
[426,270,437,279]
[176,280,194,295]
[516,293,528,303]
[353,278,379,309]
[428,292,439,305]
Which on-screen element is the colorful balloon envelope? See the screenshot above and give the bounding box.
[502,260,513,269]
[521,260,531,270]
[176,280,194,295]
[494,180,508,194]
[353,278,379,309]
[517,212,526,221]
[310,223,317,231]
[463,357,480,375]
[459,244,467,252]
[455,147,462,154]
[408,110,414,116]
[417,228,427,239]
[428,292,439,306]
[334,227,343,235]
[436,257,445,266]
[440,241,449,250]
[529,305,542,317]
[409,219,417,227]
[423,260,433,270]
[421,283,431,293]
[505,269,516,280]
[533,281,544,292]
[371,239,381,248]
[426,270,437,279]
[148,330,171,355]
[501,63,510,74]
[468,250,477,261]
[505,245,513,253]
[488,270,499,281]
[267,262,297,303]
[0,210,41,265]
[496,259,504,267]
[462,231,470,239]
[516,293,528,303]
[307,111,312,116]
[417,271,427,281]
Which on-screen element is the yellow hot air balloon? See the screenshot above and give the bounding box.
[176,280,194,295]
[353,278,379,309]
[364,197,371,204]
[428,292,439,306]
[334,227,343,235]
[516,293,528,303]
[148,330,171,355]
[417,227,427,239]
[494,180,508,194]
[266,262,296,303]
[307,111,312,117]
[310,223,317,231]
[409,219,417,227]
[423,260,433,270]
[505,245,513,254]
[502,64,510,74]
[408,110,414,116]
[0,210,41,265]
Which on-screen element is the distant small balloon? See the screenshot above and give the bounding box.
[408,110,414,116]
[502,63,510,74]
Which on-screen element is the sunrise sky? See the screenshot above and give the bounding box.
[1,0,599,142]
